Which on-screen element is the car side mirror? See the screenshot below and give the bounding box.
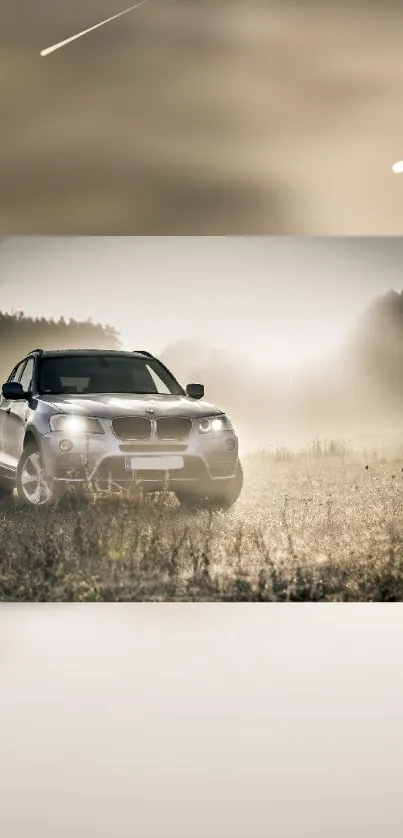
[2,381,27,400]
[186,383,204,400]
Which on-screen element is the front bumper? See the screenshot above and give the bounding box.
[40,425,239,492]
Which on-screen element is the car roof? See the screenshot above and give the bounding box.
[32,349,150,359]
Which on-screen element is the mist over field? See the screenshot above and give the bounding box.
[161,289,403,451]
[2,1,403,233]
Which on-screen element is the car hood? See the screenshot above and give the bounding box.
[40,393,224,419]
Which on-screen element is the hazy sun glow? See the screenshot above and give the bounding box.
[252,335,343,372]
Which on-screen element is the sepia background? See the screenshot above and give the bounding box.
[2,0,403,234]
[1,604,403,837]
[2,0,401,814]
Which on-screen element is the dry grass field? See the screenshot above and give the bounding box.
[1,444,403,601]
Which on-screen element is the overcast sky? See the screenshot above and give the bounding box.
[1,237,403,368]
[1,604,402,838]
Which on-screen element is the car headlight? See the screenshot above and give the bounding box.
[49,415,105,435]
[197,414,233,434]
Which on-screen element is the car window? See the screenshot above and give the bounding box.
[8,361,26,383]
[146,364,171,395]
[6,366,18,383]
[19,358,35,393]
[57,377,85,393]
[38,356,183,396]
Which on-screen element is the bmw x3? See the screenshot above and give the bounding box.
[0,349,243,508]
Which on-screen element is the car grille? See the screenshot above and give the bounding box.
[112,417,152,440]
[156,417,192,440]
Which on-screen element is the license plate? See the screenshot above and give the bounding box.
[125,456,184,471]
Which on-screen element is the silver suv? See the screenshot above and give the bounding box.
[0,348,243,508]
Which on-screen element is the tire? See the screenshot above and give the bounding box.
[176,459,243,511]
[16,443,55,507]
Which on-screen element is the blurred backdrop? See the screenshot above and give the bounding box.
[1,604,403,837]
[2,0,403,233]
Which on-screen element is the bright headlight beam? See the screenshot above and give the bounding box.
[65,416,84,434]
[198,416,229,433]
[392,160,403,174]
[211,418,225,431]
[40,0,150,57]
[50,415,85,434]
[50,415,105,434]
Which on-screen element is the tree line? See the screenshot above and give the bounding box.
[0,311,121,383]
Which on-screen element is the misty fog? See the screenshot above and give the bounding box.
[159,291,403,451]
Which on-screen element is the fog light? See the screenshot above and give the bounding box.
[59,439,73,452]
[225,439,236,451]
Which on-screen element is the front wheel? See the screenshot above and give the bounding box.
[176,459,243,511]
[16,444,55,507]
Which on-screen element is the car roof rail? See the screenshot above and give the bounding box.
[135,350,154,358]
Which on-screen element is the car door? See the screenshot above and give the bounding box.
[0,360,26,469]
[3,358,35,466]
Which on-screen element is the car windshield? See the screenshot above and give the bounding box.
[38,355,184,396]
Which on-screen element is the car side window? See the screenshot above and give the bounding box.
[8,361,26,383]
[19,358,35,393]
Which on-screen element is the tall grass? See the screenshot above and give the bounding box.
[1,445,403,601]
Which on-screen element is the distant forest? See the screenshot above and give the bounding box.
[0,311,121,382]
